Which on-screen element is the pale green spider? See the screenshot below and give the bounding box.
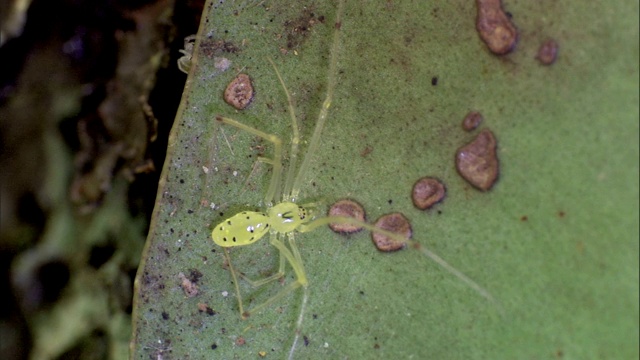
[211,1,494,357]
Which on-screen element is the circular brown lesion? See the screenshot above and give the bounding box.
[536,39,559,65]
[371,213,412,252]
[475,0,518,55]
[412,177,446,210]
[328,199,366,234]
[462,111,483,132]
[455,129,499,191]
[223,73,254,110]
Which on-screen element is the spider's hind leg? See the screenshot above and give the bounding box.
[215,115,284,204]
[238,232,309,319]
[235,245,286,288]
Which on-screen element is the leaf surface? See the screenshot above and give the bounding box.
[131,1,639,358]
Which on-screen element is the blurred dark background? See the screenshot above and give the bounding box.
[0,0,203,358]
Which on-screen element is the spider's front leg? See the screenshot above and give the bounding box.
[215,115,284,204]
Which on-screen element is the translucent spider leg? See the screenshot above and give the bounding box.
[213,116,292,318]
[268,57,301,202]
[215,115,283,205]
[289,0,344,202]
[213,63,313,325]
[235,231,309,318]
[222,233,308,320]
[221,237,288,320]
[236,249,286,288]
[299,215,498,305]
[214,1,345,358]
[283,0,344,354]
[214,112,313,325]
[285,233,309,360]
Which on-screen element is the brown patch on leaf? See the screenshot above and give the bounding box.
[412,177,446,210]
[462,111,484,132]
[224,74,254,110]
[371,213,412,252]
[197,302,216,315]
[455,129,499,191]
[178,272,199,297]
[328,199,366,234]
[200,39,240,58]
[536,39,559,65]
[476,0,518,55]
[282,6,326,50]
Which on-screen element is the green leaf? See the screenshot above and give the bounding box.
[131,1,639,359]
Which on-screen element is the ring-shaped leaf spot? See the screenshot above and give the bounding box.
[455,129,499,191]
[462,111,483,132]
[412,177,446,210]
[371,213,412,252]
[328,199,366,234]
[224,73,254,110]
[475,0,518,55]
[536,39,559,65]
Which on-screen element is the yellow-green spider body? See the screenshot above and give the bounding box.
[212,202,308,247]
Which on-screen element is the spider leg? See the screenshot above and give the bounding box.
[215,115,283,205]
[289,0,344,201]
[299,215,497,305]
[234,232,309,320]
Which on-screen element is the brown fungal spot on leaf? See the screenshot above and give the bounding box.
[371,213,412,252]
[455,129,499,191]
[201,39,240,58]
[282,7,326,51]
[462,111,484,132]
[178,272,199,297]
[476,0,518,55]
[197,302,216,315]
[412,177,446,210]
[536,39,559,65]
[224,73,254,109]
[328,199,366,234]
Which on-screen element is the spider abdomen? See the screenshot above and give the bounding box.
[212,211,270,247]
